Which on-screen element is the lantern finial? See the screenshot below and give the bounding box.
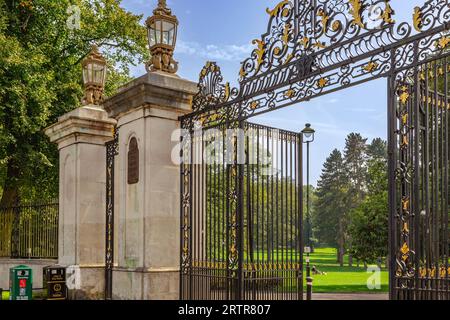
[146,0,179,74]
[82,44,107,105]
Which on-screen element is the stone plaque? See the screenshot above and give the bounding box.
[128,138,139,184]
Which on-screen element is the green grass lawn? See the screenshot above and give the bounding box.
[0,248,387,299]
[307,247,389,293]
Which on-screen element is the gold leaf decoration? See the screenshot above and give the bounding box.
[266,0,289,17]
[332,20,341,32]
[399,86,409,105]
[317,77,329,88]
[284,89,296,98]
[363,61,379,73]
[430,268,436,278]
[284,53,293,65]
[401,135,409,148]
[400,243,410,256]
[240,66,247,78]
[300,36,310,48]
[382,2,395,24]
[402,223,409,233]
[282,23,291,45]
[419,71,425,81]
[224,82,230,101]
[436,36,450,50]
[252,39,266,74]
[250,101,260,110]
[318,9,330,33]
[349,0,365,28]
[420,267,427,277]
[402,197,409,211]
[401,114,408,125]
[312,41,327,49]
[413,7,422,32]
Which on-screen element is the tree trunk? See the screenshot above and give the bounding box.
[348,253,353,267]
[339,248,344,267]
[337,220,345,267]
[0,162,20,207]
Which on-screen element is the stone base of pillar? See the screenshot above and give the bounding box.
[69,267,105,300]
[112,269,179,300]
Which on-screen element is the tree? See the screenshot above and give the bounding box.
[0,0,148,206]
[348,157,388,265]
[342,133,368,266]
[343,133,368,200]
[366,138,387,162]
[313,149,347,265]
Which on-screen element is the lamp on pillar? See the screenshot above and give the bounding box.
[82,44,107,105]
[301,123,315,301]
[145,0,179,74]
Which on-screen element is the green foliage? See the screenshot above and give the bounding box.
[348,157,388,264]
[313,135,388,265]
[366,138,387,162]
[343,133,368,205]
[313,149,347,248]
[347,192,388,264]
[0,0,148,205]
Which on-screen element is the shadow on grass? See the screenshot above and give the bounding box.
[312,284,389,293]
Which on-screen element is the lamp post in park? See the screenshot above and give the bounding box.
[301,123,315,301]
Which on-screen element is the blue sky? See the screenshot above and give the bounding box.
[121,0,421,186]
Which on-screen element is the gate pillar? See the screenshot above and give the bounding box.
[103,71,197,300]
[45,105,117,299]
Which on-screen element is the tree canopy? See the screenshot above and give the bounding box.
[0,0,149,206]
[313,135,388,265]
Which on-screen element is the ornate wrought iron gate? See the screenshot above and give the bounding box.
[181,0,449,300]
[390,54,449,299]
[180,122,303,300]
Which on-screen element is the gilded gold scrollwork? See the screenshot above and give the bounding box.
[413,7,423,32]
[349,0,365,28]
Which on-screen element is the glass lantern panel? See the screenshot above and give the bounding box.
[82,68,89,84]
[148,23,157,47]
[93,63,105,85]
[162,21,175,45]
[155,20,162,44]
[87,64,93,83]
[162,30,169,45]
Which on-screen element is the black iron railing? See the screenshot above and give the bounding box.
[0,202,59,259]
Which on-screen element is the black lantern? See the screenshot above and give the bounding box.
[301,123,315,143]
[146,0,179,73]
[82,45,107,105]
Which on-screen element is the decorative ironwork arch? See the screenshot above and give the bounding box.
[181,0,450,301]
[184,0,449,129]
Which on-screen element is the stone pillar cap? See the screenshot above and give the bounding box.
[103,71,198,119]
[45,105,117,149]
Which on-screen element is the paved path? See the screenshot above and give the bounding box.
[311,293,389,300]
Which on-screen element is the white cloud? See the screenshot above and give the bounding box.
[327,98,339,104]
[177,40,253,62]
